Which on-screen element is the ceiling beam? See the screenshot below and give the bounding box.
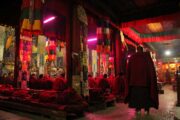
[83,1,120,30]
[85,0,118,23]
[118,0,180,22]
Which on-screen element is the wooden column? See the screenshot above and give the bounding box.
[114,30,122,75]
[72,5,83,95]
[14,25,20,88]
[66,2,75,87]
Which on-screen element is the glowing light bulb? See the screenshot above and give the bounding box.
[165,50,171,56]
[43,16,56,24]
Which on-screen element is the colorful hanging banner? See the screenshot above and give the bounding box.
[120,31,128,50]
[92,50,97,77]
[96,21,111,53]
[21,0,42,34]
[77,5,88,25]
[0,26,6,61]
[37,35,46,54]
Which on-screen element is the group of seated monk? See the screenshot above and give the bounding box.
[88,74,111,93]
[29,73,67,91]
[88,73,126,99]
[0,72,14,86]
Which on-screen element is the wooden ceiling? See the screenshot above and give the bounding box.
[84,0,180,23]
[0,0,180,62]
[1,0,179,26]
[0,0,22,26]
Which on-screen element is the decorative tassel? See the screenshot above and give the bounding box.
[32,20,41,31]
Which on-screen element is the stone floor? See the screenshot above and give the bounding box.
[0,85,179,120]
[78,85,179,120]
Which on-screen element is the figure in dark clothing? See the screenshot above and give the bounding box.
[21,71,28,89]
[39,74,44,79]
[6,72,14,85]
[125,46,159,115]
[88,74,97,88]
[176,66,180,105]
[176,66,180,81]
[98,74,110,94]
[165,69,171,83]
[29,74,37,89]
[53,72,67,91]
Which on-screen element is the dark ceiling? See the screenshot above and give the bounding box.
[0,0,180,62]
[0,0,22,26]
[84,0,180,23]
[0,0,179,25]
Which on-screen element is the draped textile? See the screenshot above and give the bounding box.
[127,52,149,86]
[37,35,46,54]
[98,78,110,93]
[0,26,6,61]
[88,77,97,88]
[125,52,159,109]
[21,0,42,35]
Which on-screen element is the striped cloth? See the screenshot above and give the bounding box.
[21,0,42,35]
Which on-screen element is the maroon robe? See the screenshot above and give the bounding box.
[125,52,159,109]
[88,77,97,88]
[98,78,110,93]
[53,77,67,91]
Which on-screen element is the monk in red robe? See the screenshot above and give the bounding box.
[53,73,67,91]
[98,74,110,94]
[125,46,159,115]
[88,74,97,88]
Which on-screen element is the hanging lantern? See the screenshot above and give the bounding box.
[96,20,111,53]
[48,40,56,61]
[96,26,103,52]
[103,22,111,53]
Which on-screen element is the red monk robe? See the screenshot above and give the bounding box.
[125,49,159,112]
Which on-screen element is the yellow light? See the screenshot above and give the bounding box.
[165,64,169,69]
[170,64,175,68]
[147,22,163,32]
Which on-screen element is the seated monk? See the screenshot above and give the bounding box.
[53,73,67,91]
[98,74,111,93]
[107,74,115,94]
[88,74,97,89]
[29,74,38,89]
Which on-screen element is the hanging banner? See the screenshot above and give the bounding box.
[120,31,128,50]
[96,21,111,53]
[0,26,5,61]
[72,5,89,96]
[37,35,46,54]
[77,5,88,25]
[20,34,32,62]
[92,50,97,77]
[82,52,87,66]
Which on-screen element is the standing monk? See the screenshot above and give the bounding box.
[176,66,180,105]
[125,46,159,115]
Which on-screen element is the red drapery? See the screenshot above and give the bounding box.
[120,12,180,28]
[121,27,180,43]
